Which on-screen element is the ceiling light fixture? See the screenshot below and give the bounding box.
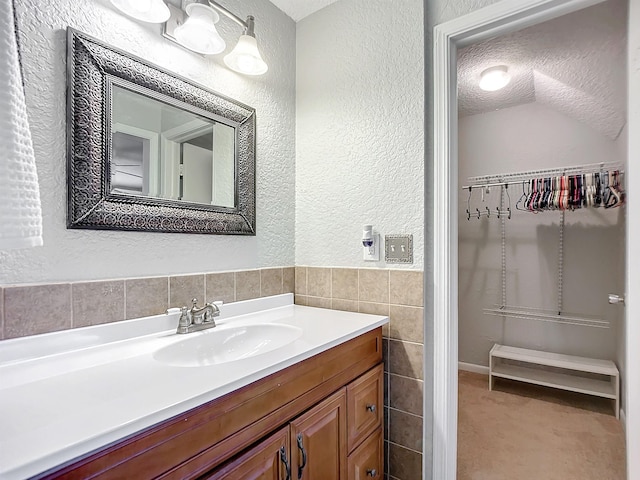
[479,65,511,91]
[111,0,268,75]
[110,0,170,23]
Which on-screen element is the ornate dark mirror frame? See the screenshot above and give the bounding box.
[66,28,256,235]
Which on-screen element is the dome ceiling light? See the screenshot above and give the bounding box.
[479,65,511,91]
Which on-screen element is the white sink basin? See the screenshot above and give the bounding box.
[153,323,303,367]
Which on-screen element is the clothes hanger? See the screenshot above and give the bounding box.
[584,173,592,207]
[496,184,512,219]
[527,179,537,212]
[605,170,621,208]
[541,177,551,210]
[603,170,612,207]
[516,181,529,211]
[594,171,602,207]
[562,175,570,210]
[479,185,490,219]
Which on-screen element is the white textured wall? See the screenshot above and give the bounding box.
[458,102,626,367]
[295,0,424,269]
[0,0,296,284]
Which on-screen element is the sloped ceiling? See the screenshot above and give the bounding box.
[457,0,627,140]
[268,0,339,21]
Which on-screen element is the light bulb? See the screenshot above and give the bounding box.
[479,66,511,92]
[224,35,268,75]
[110,0,170,23]
[174,3,226,55]
[131,0,151,14]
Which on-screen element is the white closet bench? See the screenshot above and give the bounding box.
[489,344,619,418]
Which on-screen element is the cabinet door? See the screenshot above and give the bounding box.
[347,429,383,480]
[290,389,347,480]
[204,426,291,480]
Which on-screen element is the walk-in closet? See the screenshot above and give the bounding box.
[456,1,628,478]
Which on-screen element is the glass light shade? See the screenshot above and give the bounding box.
[110,0,170,23]
[479,66,511,91]
[224,35,268,76]
[174,4,226,55]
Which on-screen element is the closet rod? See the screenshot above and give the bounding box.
[461,180,521,190]
[462,161,624,190]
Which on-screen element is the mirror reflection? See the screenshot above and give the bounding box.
[111,85,236,208]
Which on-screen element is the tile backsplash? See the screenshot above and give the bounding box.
[1,265,424,480]
[0,267,295,340]
[295,266,425,480]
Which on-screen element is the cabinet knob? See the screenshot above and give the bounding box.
[366,404,376,412]
[366,468,377,477]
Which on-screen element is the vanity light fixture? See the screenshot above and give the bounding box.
[110,0,170,23]
[164,0,268,75]
[479,65,511,91]
[223,16,268,75]
[110,0,268,75]
[173,3,226,55]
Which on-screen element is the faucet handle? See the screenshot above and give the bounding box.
[175,306,191,334]
[191,298,199,308]
[211,300,223,316]
[179,306,190,326]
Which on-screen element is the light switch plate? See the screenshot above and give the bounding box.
[385,234,413,264]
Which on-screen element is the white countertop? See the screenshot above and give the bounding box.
[0,294,388,479]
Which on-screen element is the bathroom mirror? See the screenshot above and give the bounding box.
[66,28,256,234]
[110,85,236,208]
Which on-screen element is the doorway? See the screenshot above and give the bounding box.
[431,0,638,479]
[456,4,627,476]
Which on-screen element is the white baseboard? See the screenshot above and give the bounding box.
[458,362,490,375]
[620,408,626,432]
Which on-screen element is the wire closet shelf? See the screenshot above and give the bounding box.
[483,305,610,329]
[463,161,625,329]
[461,161,625,190]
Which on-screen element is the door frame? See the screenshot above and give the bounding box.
[429,0,628,478]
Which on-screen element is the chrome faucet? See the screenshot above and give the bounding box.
[176,298,221,334]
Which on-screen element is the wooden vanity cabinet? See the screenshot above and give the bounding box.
[206,367,383,480]
[40,328,382,480]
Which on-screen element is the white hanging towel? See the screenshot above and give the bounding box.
[0,0,43,249]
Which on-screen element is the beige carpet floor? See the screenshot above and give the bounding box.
[457,371,626,480]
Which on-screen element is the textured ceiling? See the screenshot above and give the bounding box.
[268,0,339,21]
[457,0,627,140]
